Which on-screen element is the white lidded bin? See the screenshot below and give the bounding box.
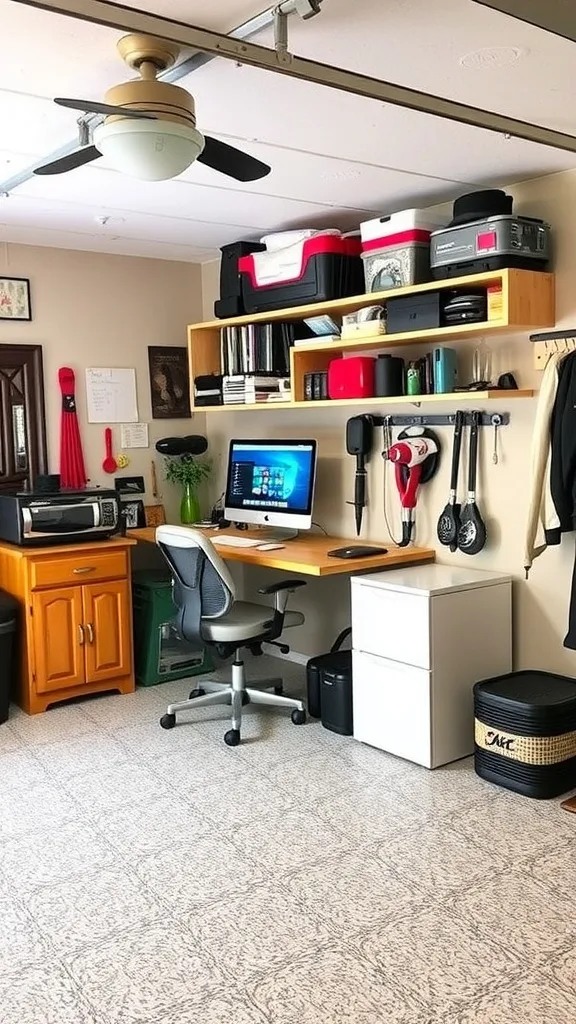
[351,565,512,768]
[360,208,446,247]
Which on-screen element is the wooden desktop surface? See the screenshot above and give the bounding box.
[131,527,435,577]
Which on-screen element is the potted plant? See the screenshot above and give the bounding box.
[163,453,212,524]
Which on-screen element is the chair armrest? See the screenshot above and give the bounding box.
[258,579,307,595]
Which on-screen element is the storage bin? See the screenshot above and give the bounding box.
[474,670,576,799]
[0,590,19,724]
[239,235,363,313]
[132,570,213,686]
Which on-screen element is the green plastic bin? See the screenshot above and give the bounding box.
[132,570,213,686]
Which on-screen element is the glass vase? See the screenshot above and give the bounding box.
[180,482,200,525]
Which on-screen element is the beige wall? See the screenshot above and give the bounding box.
[200,168,576,669]
[0,243,206,523]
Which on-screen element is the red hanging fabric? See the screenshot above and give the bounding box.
[58,367,87,490]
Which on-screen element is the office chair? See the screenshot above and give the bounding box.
[155,525,307,746]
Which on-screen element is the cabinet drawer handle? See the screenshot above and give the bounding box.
[86,623,94,645]
[73,566,95,574]
[78,624,85,646]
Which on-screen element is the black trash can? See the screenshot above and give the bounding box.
[474,670,576,799]
[306,628,351,718]
[0,590,19,724]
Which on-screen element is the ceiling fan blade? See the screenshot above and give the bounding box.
[54,98,158,119]
[198,136,271,182]
[34,145,102,175]
[471,1,576,44]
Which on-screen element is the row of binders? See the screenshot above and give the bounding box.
[220,322,294,377]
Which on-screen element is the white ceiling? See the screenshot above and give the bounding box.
[0,0,575,262]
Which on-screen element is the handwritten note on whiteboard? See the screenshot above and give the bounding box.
[85,368,138,423]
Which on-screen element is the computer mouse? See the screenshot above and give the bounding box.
[256,543,285,551]
[327,545,388,559]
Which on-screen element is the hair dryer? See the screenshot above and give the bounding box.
[386,432,439,546]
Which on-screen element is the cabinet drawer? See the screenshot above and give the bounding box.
[30,550,128,590]
[352,650,432,767]
[351,585,430,668]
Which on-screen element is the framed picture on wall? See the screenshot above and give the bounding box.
[0,278,31,321]
[122,499,146,530]
[148,345,191,419]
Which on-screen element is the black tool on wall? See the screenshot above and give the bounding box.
[437,410,464,551]
[457,411,487,555]
[346,415,374,536]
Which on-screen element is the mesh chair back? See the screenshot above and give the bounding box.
[156,526,235,646]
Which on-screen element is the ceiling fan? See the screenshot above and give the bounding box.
[471,1,576,45]
[34,33,271,183]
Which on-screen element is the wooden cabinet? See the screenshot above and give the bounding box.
[83,579,132,683]
[0,538,136,714]
[32,587,85,694]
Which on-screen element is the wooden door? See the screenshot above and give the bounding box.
[83,579,132,683]
[32,587,85,693]
[0,345,48,493]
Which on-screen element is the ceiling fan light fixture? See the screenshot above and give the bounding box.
[93,118,205,181]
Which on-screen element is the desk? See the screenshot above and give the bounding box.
[131,527,435,577]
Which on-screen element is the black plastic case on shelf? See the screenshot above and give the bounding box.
[239,236,364,314]
[214,240,266,319]
[386,291,442,334]
[474,670,576,799]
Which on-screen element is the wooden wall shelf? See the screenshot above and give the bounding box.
[198,389,533,413]
[188,269,554,413]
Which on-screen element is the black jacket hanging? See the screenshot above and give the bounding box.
[549,351,576,648]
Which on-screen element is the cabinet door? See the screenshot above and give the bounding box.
[352,650,432,767]
[32,587,85,693]
[83,579,132,683]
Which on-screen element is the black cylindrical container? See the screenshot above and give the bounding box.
[474,670,576,799]
[375,355,404,397]
[321,651,353,735]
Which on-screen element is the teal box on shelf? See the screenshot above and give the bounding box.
[433,347,458,394]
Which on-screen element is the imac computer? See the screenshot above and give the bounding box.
[224,439,317,540]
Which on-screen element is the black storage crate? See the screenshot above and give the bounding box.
[240,249,364,314]
[474,670,576,799]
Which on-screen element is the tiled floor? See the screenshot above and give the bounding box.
[1,655,575,1024]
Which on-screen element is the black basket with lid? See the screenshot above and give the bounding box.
[474,670,576,799]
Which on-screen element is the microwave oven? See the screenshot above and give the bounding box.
[0,489,120,547]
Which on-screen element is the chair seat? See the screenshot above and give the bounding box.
[202,601,304,643]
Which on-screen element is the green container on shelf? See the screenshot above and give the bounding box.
[132,569,213,686]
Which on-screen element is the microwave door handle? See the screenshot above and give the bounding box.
[33,523,91,533]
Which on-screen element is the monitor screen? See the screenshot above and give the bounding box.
[224,439,317,529]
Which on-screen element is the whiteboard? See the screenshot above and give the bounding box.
[85,368,138,423]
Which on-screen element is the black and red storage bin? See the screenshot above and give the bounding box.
[239,235,364,314]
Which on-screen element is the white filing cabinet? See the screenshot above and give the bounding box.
[351,565,512,769]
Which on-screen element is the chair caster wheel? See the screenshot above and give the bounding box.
[160,713,176,730]
[224,729,240,747]
[189,688,205,699]
[274,685,284,695]
[291,709,306,726]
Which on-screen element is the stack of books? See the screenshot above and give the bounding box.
[223,375,291,405]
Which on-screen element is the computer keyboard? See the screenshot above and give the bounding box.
[211,535,261,548]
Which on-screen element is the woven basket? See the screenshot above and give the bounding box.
[475,718,576,766]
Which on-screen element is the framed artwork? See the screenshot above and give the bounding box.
[148,345,191,419]
[0,278,31,321]
[122,498,146,529]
